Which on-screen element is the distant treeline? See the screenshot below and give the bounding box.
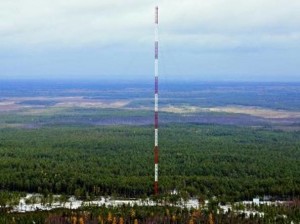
[1,80,300,110]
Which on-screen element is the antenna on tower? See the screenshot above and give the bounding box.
[154,6,159,196]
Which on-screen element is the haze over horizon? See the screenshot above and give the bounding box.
[1,0,300,82]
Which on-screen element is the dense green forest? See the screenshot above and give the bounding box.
[0,124,299,201]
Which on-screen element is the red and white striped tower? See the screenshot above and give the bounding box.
[154,6,159,195]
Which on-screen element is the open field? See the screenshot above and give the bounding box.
[160,105,300,119]
[208,106,300,119]
[0,97,129,112]
[1,81,299,130]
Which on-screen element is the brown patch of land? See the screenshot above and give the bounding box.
[161,106,205,114]
[209,106,300,119]
[55,98,129,108]
[0,101,23,111]
[160,105,300,119]
[0,97,130,113]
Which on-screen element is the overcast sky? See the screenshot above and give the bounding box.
[1,0,300,81]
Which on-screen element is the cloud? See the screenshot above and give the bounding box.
[1,0,300,50]
[0,0,154,49]
[1,0,300,81]
[159,0,300,51]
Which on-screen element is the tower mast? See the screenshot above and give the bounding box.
[154,6,159,195]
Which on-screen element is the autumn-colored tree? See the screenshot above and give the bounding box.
[166,208,170,217]
[112,217,117,224]
[71,216,77,224]
[192,210,201,219]
[208,213,214,224]
[98,215,104,224]
[79,217,85,224]
[188,218,194,224]
[119,217,124,224]
[130,208,136,219]
[171,214,177,223]
[107,212,113,223]
[134,218,138,224]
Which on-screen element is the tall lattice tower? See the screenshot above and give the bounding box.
[154,6,159,195]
